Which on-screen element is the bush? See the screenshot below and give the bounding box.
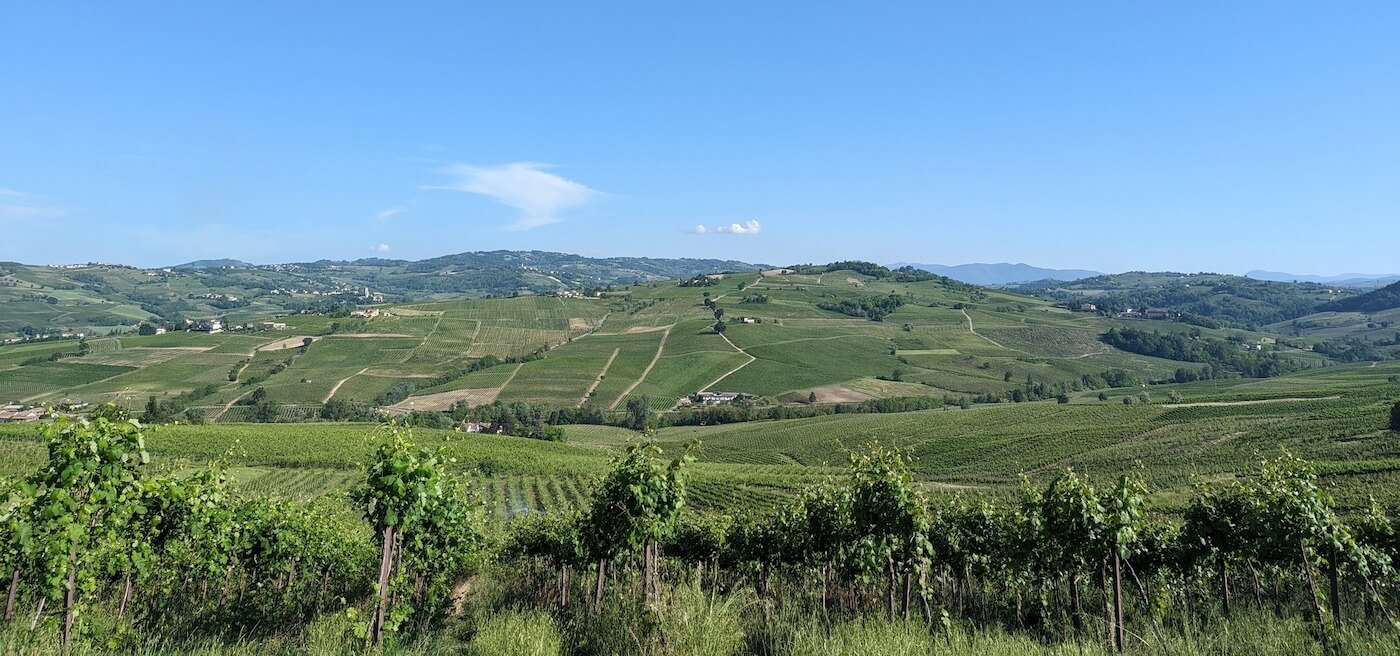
[1392,400,1400,432]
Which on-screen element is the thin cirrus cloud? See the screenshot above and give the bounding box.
[0,187,66,221]
[425,162,600,231]
[693,220,761,235]
[374,207,405,221]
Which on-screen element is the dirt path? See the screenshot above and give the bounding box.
[610,325,672,410]
[323,367,369,403]
[713,273,763,301]
[1171,395,1340,408]
[743,333,865,349]
[590,325,669,336]
[492,362,526,396]
[401,314,445,363]
[677,331,757,409]
[961,308,1011,349]
[20,366,144,403]
[231,358,253,381]
[212,388,256,421]
[579,348,621,407]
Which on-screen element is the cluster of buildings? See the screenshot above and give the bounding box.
[464,421,505,434]
[265,285,383,302]
[187,319,287,333]
[350,308,381,319]
[1122,308,1174,320]
[0,405,45,422]
[549,289,604,299]
[686,391,753,406]
[190,292,241,302]
[2,331,86,346]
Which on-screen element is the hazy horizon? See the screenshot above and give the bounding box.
[14,248,1399,283]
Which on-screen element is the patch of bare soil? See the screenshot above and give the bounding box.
[808,385,877,403]
[623,325,670,334]
[393,387,501,412]
[257,336,317,351]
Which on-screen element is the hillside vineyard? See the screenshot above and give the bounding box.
[2,262,1399,654]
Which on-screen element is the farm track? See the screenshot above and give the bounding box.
[712,273,764,301]
[742,333,872,349]
[610,325,673,410]
[401,314,445,362]
[1171,395,1340,408]
[213,387,255,421]
[491,363,526,400]
[20,366,147,403]
[961,308,1016,351]
[323,367,369,403]
[579,348,620,407]
[683,330,757,407]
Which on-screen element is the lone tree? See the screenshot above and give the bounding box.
[1391,400,1400,432]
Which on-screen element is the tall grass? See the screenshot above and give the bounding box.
[3,568,1398,654]
[466,610,564,656]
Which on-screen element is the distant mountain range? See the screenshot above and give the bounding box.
[889,262,1102,286]
[1245,270,1400,288]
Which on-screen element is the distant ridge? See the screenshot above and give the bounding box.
[170,258,255,270]
[1320,280,1400,313]
[1245,270,1400,288]
[890,262,1101,286]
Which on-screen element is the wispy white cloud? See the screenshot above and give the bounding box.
[0,187,66,221]
[693,220,761,235]
[375,207,405,221]
[426,162,600,230]
[372,243,391,253]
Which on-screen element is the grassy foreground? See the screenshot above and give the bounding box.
[2,568,1397,655]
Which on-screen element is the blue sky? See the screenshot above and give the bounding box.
[1,2,1397,273]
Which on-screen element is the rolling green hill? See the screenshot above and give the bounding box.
[1320,280,1400,313]
[0,251,762,336]
[1016,271,1353,328]
[3,262,1379,418]
[3,360,1397,516]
